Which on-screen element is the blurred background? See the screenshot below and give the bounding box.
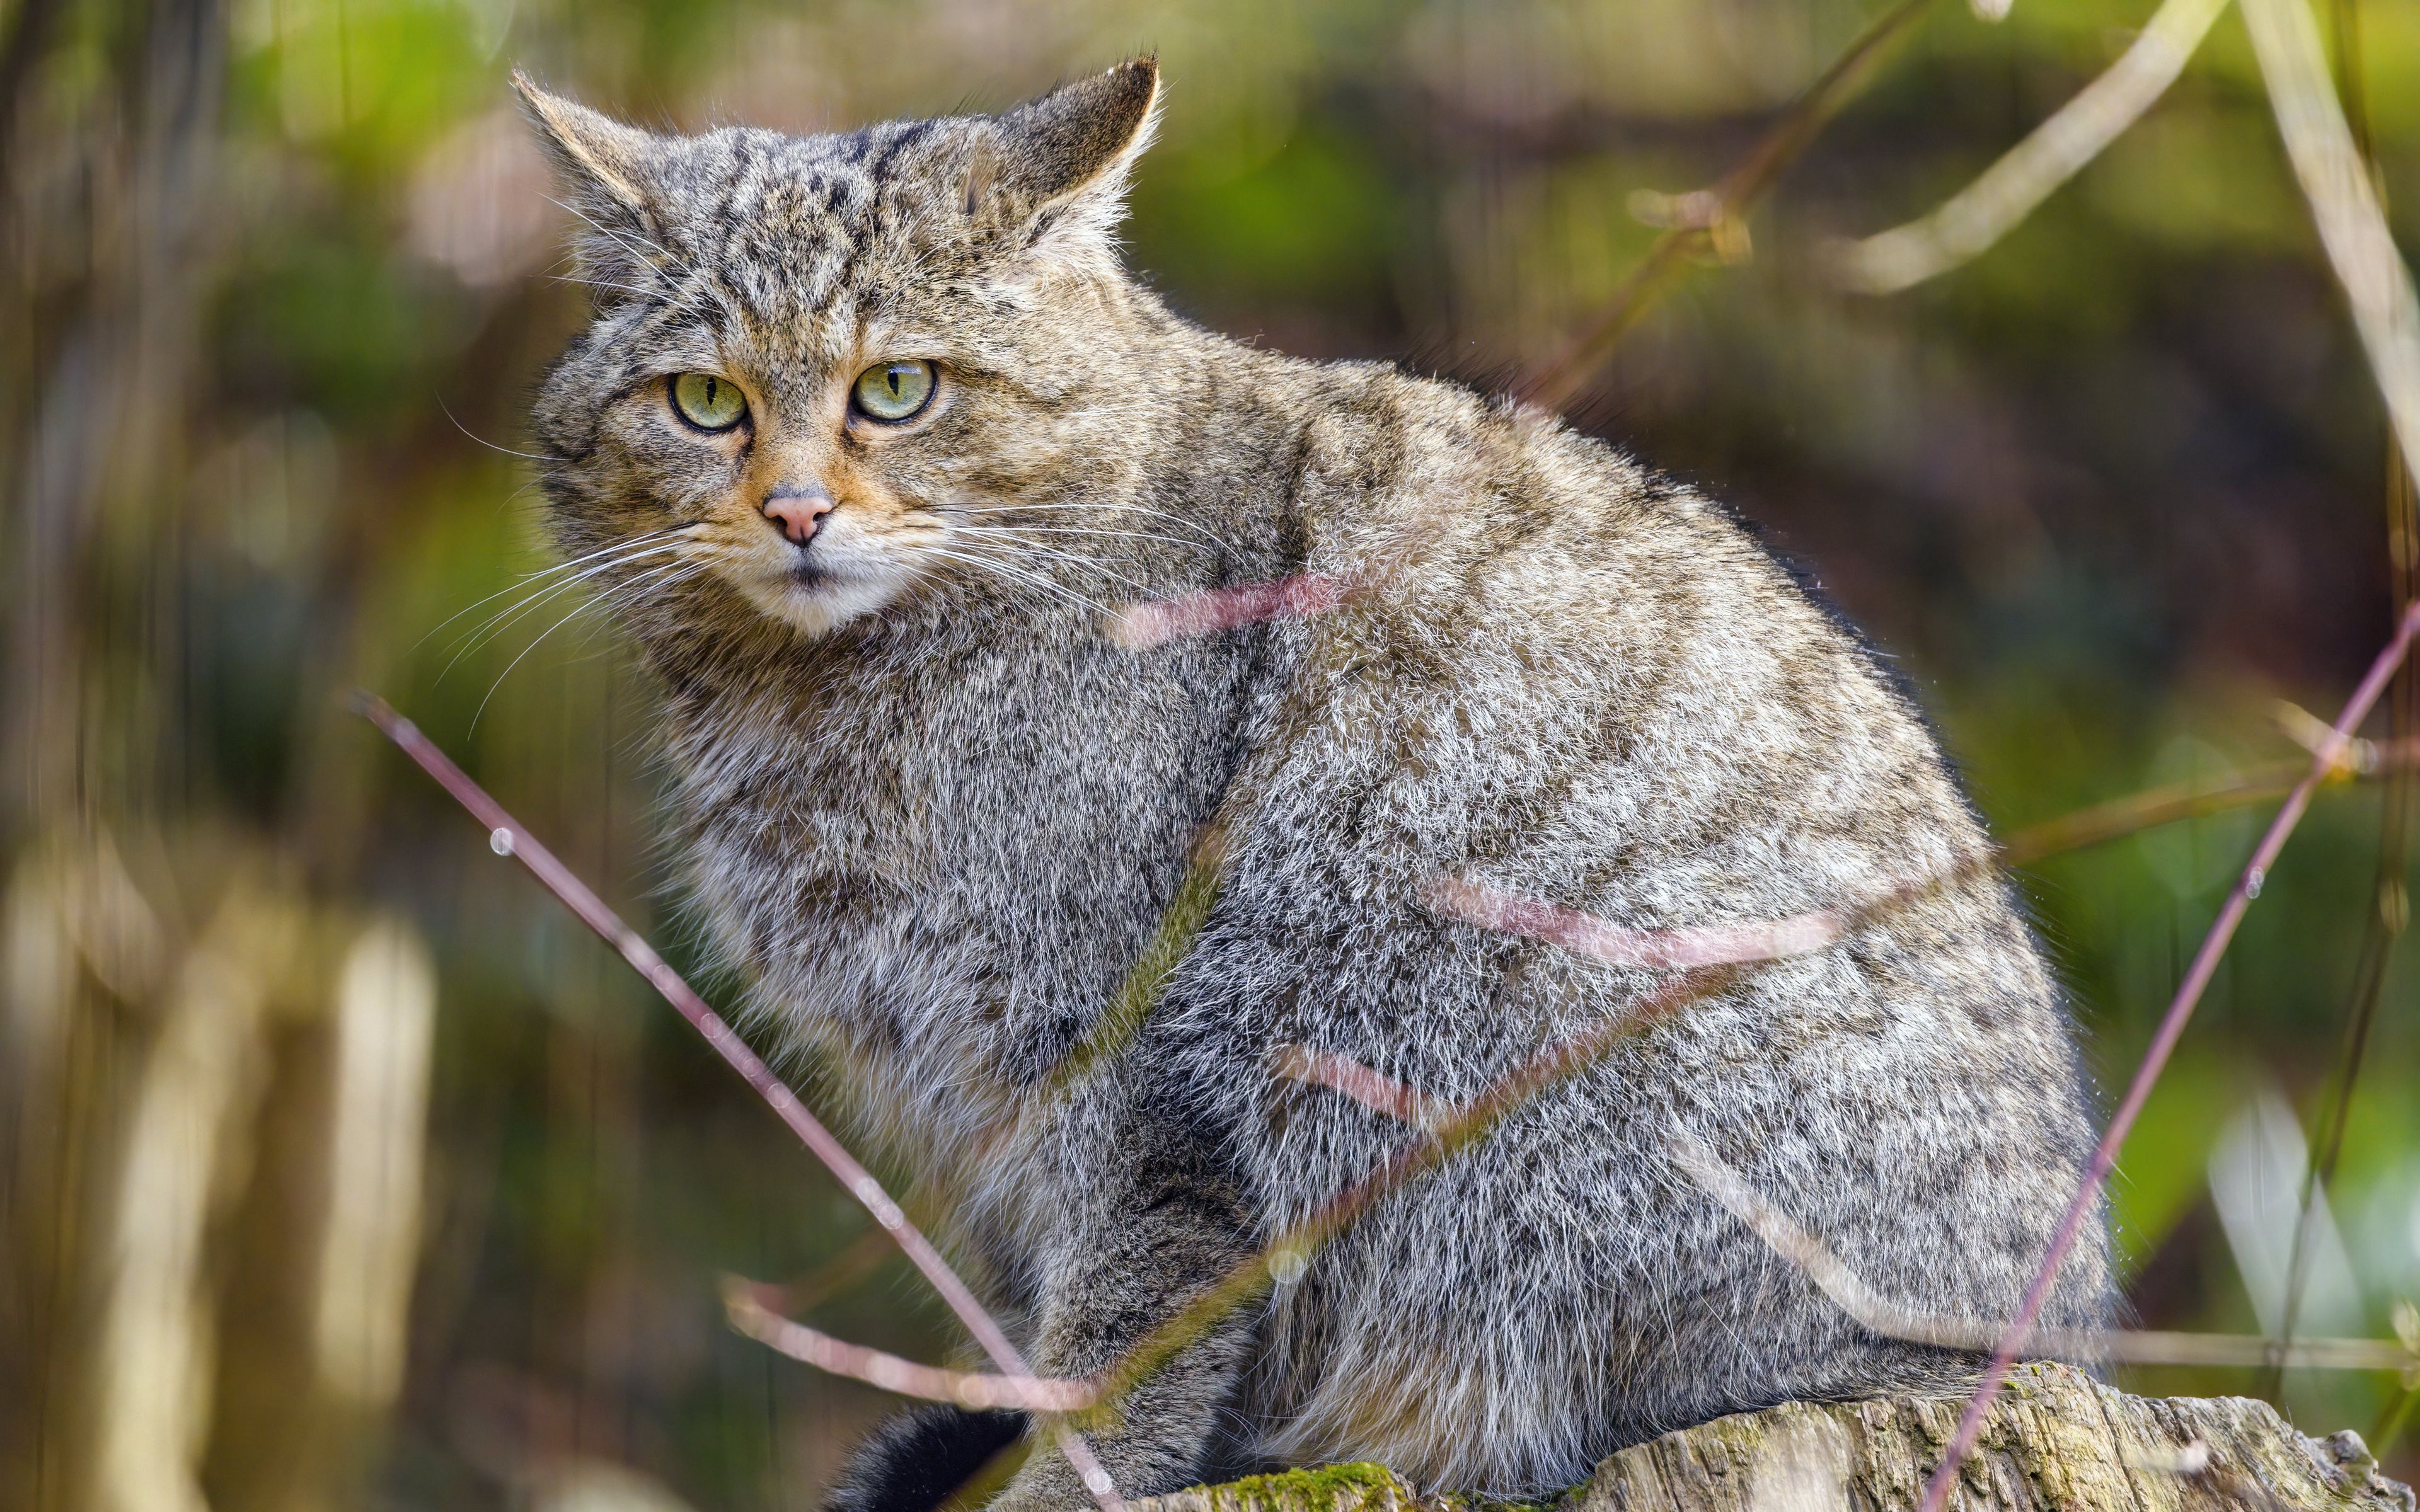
[6,0,2420,1507]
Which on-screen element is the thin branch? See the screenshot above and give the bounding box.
[1826,0,2230,294]
[1430,875,1847,971]
[1083,968,1734,1410]
[1518,0,1939,411]
[1270,1045,1453,1133]
[1666,1129,2418,1373]
[1259,1055,2420,1374]
[1996,741,2420,865]
[1103,574,1352,650]
[722,1280,1100,1411]
[352,695,1128,1512]
[1918,597,2420,1512]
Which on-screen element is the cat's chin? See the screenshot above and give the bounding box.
[735,566,908,639]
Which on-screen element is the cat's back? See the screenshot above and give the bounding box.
[1236,358,1991,914]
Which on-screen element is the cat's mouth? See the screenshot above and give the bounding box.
[729,534,913,638]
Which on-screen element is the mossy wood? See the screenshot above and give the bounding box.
[1126,1365,2414,1512]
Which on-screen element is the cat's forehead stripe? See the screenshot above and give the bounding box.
[693,133,896,328]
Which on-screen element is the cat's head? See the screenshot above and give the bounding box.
[519,61,1170,640]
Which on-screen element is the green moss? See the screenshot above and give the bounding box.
[1188,1463,1412,1512]
[1439,1492,1556,1512]
[1693,1412,1775,1461]
[1178,1462,1557,1512]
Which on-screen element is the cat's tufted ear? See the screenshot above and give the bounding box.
[511,71,669,297]
[976,57,1161,271]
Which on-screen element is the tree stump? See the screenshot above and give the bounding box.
[1127,1364,2414,1512]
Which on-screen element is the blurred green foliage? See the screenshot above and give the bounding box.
[8,0,2420,1506]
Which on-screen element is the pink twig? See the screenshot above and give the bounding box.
[1916,595,2420,1512]
[353,694,1126,1512]
[1429,876,1846,971]
[723,1280,1100,1411]
[1105,572,1351,650]
[1271,1044,1453,1132]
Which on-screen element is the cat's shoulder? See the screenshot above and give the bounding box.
[1269,355,1758,580]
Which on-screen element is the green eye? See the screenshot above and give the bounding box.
[851,360,935,422]
[671,372,747,431]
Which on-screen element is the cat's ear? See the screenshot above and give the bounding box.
[979,57,1161,270]
[511,71,668,294]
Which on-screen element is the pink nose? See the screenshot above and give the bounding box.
[761,486,833,545]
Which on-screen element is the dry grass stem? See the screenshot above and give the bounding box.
[755,1227,906,1319]
[1828,0,2230,293]
[1042,827,1228,1097]
[1518,0,1938,411]
[2003,760,2361,864]
[1666,1129,2420,1374]
[2269,699,2420,774]
[722,1281,1101,1411]
[2241,0,2420,476]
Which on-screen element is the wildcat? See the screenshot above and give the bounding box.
[515,58,2111,1512]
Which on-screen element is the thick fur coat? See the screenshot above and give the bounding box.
[517,59,2112,1512]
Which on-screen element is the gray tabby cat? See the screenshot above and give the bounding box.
[515,58,2111,1512]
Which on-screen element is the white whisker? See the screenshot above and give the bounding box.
[565,558,718,656]
[945,520,1214,556]
[937,529,1155,594]
[941,500,1231,553]
[546,196,680,265]
[439,397,565,463]
[445,539,688,661]
[440,539,691,677]
[413,527,694,653]
[471,558,706,729]
[916,544,1113,619]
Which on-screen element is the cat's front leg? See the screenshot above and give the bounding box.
[987,1133,1262,1512]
